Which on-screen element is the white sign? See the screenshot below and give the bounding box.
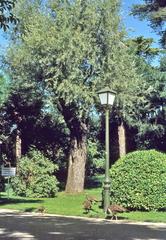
[1,166,16,177]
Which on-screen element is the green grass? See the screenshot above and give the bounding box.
[0,188,102,216]
[121,211,166,223]
[0,189,166,223]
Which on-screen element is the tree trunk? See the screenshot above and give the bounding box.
[15,134,22,160]
[58,100,88,193]
[118,122,126,157]
[65,134,87,193]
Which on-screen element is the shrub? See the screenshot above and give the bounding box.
[11,149,59,198]
[110,150,166,211]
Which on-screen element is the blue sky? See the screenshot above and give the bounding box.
[122,0,159,47]
[0,0,160,53]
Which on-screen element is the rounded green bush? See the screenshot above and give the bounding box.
[110,150,166,211]
[11,149,59,198]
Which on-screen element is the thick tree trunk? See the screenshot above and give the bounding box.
[65,134,87,193]
[118,122,126,157]
[58,100,88,193]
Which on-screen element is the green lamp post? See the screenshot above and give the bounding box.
[98,87,116,213]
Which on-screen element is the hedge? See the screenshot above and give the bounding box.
[110,150,166,210]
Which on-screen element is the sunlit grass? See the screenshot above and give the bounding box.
[0,189,165,223]
[0,188,102,216]
[121,211,166,223]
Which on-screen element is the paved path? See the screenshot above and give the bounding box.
[0,209,165,240]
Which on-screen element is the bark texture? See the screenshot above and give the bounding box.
[15,134,22,160]
[58,100,88,193]
[118,122,126,157]
[65,135,87,193]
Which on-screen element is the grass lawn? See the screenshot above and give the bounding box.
[0,188,165,223]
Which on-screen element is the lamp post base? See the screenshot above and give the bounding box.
[103,180,110,213]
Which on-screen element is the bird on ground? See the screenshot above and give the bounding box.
[107,204,128,220]
[36,206,46,215]
[83,200,92,214]
[85,194,99,204]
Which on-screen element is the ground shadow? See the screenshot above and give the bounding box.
[83,208,100,215]
[23,207,38,212]
[105,215,128,220]
[0,197,43,205]
[0,212,165,240]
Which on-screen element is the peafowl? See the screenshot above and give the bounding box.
[107,204,128,220]
[83,200,92,213]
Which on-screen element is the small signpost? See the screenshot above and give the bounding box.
[1,166,16,199]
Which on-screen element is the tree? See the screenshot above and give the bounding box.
[0,72,9,105]
[123,56,166,150]
[131,0,166,48]
[0,72,10,149]
[116,35,166,150]
[6,0,140,193]
[126,36,159,59]
[0,0,17,30]
[160,55,166,72]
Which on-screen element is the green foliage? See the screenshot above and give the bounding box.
[11,149,59,198]
[110,150,166,210]
[0,72,9,106]
[160,55,166,72]
[131,1,166,28]
[86,139,105,176]
[6,0,139,125]
[126,36,159,58]
[131,1,166,47]
[121,55,166,150]
[0,0,18,31]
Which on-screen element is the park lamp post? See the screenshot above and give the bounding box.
[98,87,116,213]
[0,140,2,162]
